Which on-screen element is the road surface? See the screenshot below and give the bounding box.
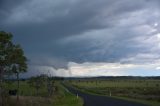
[64,85,148,106]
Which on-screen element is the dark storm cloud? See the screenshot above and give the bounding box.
[0,0,28,20]
[1,0,160,70]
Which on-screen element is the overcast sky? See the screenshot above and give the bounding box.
[1,0,160,77]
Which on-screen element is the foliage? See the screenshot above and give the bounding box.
[27,76,46,96]
[0,31,27,105]
[4,81,83,106]
[0,31,27,79]
[0,31,13,79]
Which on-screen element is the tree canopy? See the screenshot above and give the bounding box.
[0,31,27,79]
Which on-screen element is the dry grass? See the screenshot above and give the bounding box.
[6,96,53,106]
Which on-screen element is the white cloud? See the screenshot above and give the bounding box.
[156,67,160,70]
[22,61,160,78]
[66,61,160,76]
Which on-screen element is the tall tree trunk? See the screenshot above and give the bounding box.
[16,72,19,101]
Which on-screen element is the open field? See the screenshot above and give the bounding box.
[2,80,83,106]
[68,78,160,105]
[4,80,47,96]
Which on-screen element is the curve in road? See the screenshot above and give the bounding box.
[64,85,148,106]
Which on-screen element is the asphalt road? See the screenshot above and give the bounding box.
[64,85,148,106]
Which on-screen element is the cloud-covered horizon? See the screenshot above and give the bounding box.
[1,0,160,77]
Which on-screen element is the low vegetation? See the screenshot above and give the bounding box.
[3,79,83,106]
[68,78,160,105]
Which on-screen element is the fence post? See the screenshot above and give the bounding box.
[76,93,78,99]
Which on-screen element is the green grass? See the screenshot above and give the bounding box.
[68,79,160,106]
[69,84,159,106]
[3,80,83,106]
[71,79,160,88]
[53,83,83,106]
[4,81,47,96]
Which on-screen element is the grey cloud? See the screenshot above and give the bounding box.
[0,0,28,21]
[0,0,160,70]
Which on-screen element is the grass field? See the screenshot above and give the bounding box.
[3,80,83,106]
[53,83,83,106]
[5,81,47,96]
[69,79,160,105]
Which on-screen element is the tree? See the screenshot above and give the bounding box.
[0,31,27,104]
[0,31,13,83]
[11,45,27,101]
[27,76,44,96]
[47,77,55,96]
[0,31,13,106]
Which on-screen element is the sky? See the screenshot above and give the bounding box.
[1,0,160,77]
